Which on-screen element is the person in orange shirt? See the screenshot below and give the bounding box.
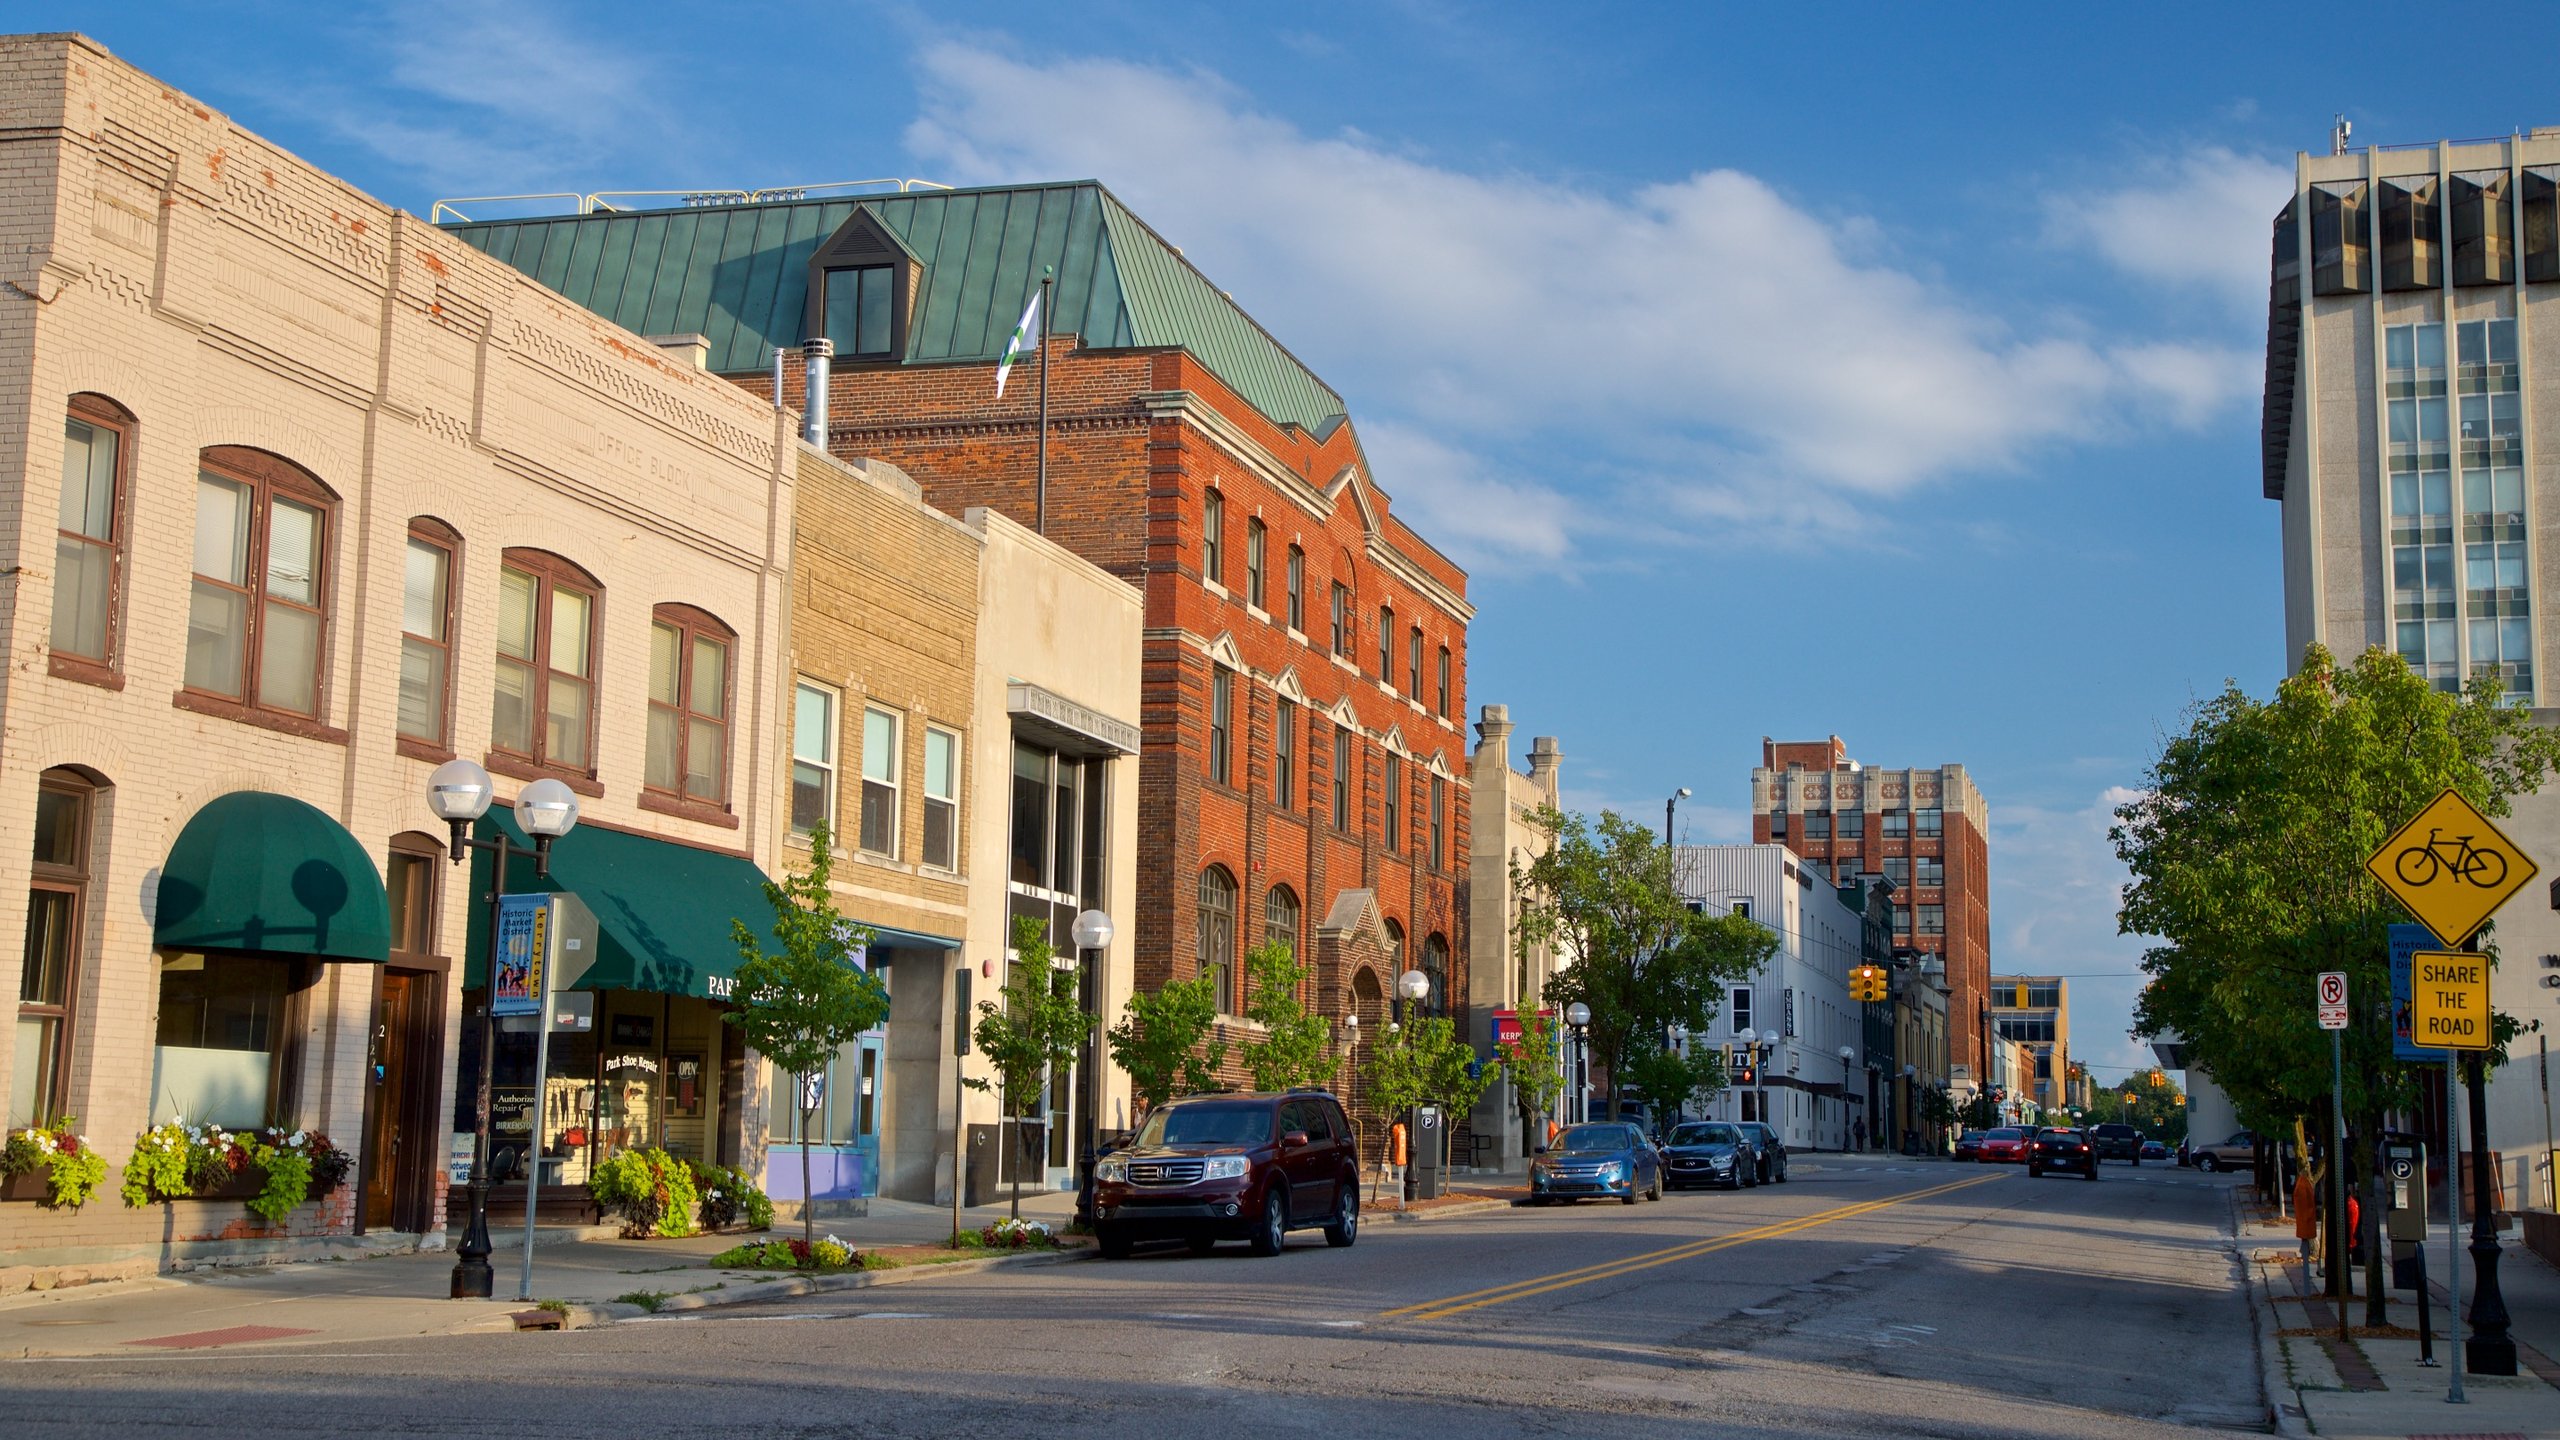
[2292,1157,2324,1265]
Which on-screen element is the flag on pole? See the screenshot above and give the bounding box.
[995,290,1041,397]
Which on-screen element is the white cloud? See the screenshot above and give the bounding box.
[1990,789,2159,1080]
[2045,146,2293,323]
[904,44,2250,569]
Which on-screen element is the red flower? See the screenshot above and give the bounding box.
[58,1134,80,1156]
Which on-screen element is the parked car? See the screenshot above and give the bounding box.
[1661,1121,1758,1190]
[2088,1122,2144,1165]
[1975,1127,2028,1163]
[1091,1090,1359,1258]
[1952,1130,1985,1162]
[1529,1122,1663,1205]
[2027,1127,2099,1180]
[2139,1139,2169,1161]
[2189,1130,2258,1173]
[1736,1122,1789,1183]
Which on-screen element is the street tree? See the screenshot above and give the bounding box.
[2114,643,2560,1301]
[966,914,1092,1219]
[1494,1008,1565,1156]
[2077,1068,2188,1142]
[1620,1044,1726,1137]
[1237,940,1340,1092]
[724,823,886,1247]
[1361,1015,1498,1201]
[1517,806,1775,1120]
[1105,975,1226,1115]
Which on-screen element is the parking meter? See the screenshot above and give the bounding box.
[2383,1138,2426,1289]
[1411,1104,1447,1200]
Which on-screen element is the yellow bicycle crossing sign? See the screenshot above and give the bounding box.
[2365,788,2537,946]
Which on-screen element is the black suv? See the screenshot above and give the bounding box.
[2088,1123,2143,1165]
[1092,1091,1360,1258]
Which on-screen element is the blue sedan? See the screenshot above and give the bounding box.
[1528,1122,1663,1205]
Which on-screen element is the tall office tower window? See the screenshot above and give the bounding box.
[2387,322,2457,689]
[2459,317,2531,701]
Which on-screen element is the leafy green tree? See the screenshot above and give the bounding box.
[724,823,886,1246]
[1106,975,1227,1114]
[2078,1068,2188,1143]
[1237,940,1340,1091]
[2114,643,2560,1301]
[1621,1044,1726,1136]
[1361,1015,1498,1201]
[1517,806,1776,1120]
[1495,1009,1566,1156]
[1918,1085,1958,1147]
[966,914,1092,1218]
[1959,1091,1999,1130]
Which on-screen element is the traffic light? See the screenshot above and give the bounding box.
[1849,965,1888,1002]
[2149,1071,2164,1088]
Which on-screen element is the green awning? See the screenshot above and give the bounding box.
[463,813,776,1000]
[152,792,391,962]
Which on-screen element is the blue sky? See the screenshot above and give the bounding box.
[48,1,2560,1082]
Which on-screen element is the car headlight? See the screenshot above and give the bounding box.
[1095,1157,1127,1183]
[1708,1154,1734,1168]
[1600,1161,1625,1181]
[1201,1155,1250,1181]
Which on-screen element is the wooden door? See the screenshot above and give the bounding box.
[362,972,412,1231]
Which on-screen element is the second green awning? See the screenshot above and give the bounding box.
[464,815,774,1000]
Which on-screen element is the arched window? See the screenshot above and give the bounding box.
[398,518,461,753]
[1198,866,1238,1013]
[1202,487,1225,586]
[55,395,134,680]
[1286,545,1306,632]
[15,768,100,1127]
[1385,918,1405,980]
[189,447,337,720]
[1423,933,1450,1018]
[493,549,601,778]
[1264,885,1301,958]
[646,603,736,809]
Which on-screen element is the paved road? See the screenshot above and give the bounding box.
[0,1160,2263,1437]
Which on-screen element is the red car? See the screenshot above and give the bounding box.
[1974,1126,2028,1163]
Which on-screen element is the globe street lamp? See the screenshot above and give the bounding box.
[1565,1001,1591,1123]
[426,759,579,1300]
[1069,909,1114,1226]
[1664,787,1692,846]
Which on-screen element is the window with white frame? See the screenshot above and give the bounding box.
[861,706,900,856]
[792,682,837,838]
[924,726,960,870]
[1730,987,1753,1035]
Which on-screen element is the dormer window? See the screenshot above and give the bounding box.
[823,265,895,359]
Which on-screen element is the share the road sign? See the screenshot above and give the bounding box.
[2365,788,2538,946]
[2409,951,2492,1050]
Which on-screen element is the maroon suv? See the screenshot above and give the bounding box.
[1092,1091,1361,1258]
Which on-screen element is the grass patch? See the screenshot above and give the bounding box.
[707,1238,881,1273]
[615,1289,672,1312]
[534,1299,570,1315]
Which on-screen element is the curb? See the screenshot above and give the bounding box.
[1380,1198,1512,1224]
[552,1244,1094,1329]
[2234,1188,2312,1440]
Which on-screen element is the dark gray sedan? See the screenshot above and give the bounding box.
[1528,1122,1663,1205]
[1661,1121,1758,1190]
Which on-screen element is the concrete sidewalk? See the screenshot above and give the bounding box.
[2240,1193,2560,1439]
[0,1188,1085,1359]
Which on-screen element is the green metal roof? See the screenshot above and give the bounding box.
[444,181,1347,434]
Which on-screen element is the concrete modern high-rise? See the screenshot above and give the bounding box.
[2263,129,2560,1210]
[1750,738,1992,1078]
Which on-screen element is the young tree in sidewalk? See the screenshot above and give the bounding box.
[1360,1016,1499,1202]
[1105,975,1227,1116]
[1495,1009,1565,1158]
[1238,939,1341,1092]
[1516,806,1775,1121]
[2114,643,2560,1310]
[967,914,1092,1220]
[1621,1044,1726,1139]
[725,823,886,1248]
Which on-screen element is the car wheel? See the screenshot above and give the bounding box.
[1249,1188,1288,1257]
[1097,1225,1132,1260]
[1647,1172,1663,1202]
[1324,1186,1358,1248]
[2196,1154,2220,1173]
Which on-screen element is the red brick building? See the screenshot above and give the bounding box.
[1750,737,1993,1074]
[451,183,1474,1106]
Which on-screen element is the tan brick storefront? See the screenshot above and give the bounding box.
[0,35,792,1278]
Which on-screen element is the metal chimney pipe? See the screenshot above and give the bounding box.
[801,337,834,447]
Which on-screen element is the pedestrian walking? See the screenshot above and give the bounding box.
[1853,1117,1867,1151]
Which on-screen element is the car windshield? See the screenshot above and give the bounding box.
[1669,1123,1741,1146]
[1135,1102,1270,1148]
[1552,1125,1633,1154]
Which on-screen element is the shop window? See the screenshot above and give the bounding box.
[188,448,335,720]
[1203,488,1225,586]
[1274,697,1296,809]
[861,706,901,857]
[792,682,838,839]
[1246,518,1267,610]
[1287,546,1306,632]
[1264,885,1301,958]
[646,605,734,807]
[924,726,960,871]
[54,396,132,675]
[152,951,302,1129]
[14,771,96,1128]
[1198,866,1237,1012]
[398,521,459,751]
[492,550,599,776]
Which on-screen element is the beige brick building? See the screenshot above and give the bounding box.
[0,34,795,1275]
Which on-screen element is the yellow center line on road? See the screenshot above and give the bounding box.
[1382,1172,2004,1322]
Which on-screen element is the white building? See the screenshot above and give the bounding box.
[1673,845,1862,1151]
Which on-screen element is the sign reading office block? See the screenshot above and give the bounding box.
[2409,951,2492,1050]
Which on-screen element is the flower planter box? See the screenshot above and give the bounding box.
[2,1170,55,1202]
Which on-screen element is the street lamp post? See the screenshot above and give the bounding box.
[1565,1002,1591,1123]
[1069,909,1114,1228]
[1838,1045,1856,1151]
[1664,787,1691,846]
[425,759,580,1301]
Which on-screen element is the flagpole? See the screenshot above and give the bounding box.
[1037,268,1053,536]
